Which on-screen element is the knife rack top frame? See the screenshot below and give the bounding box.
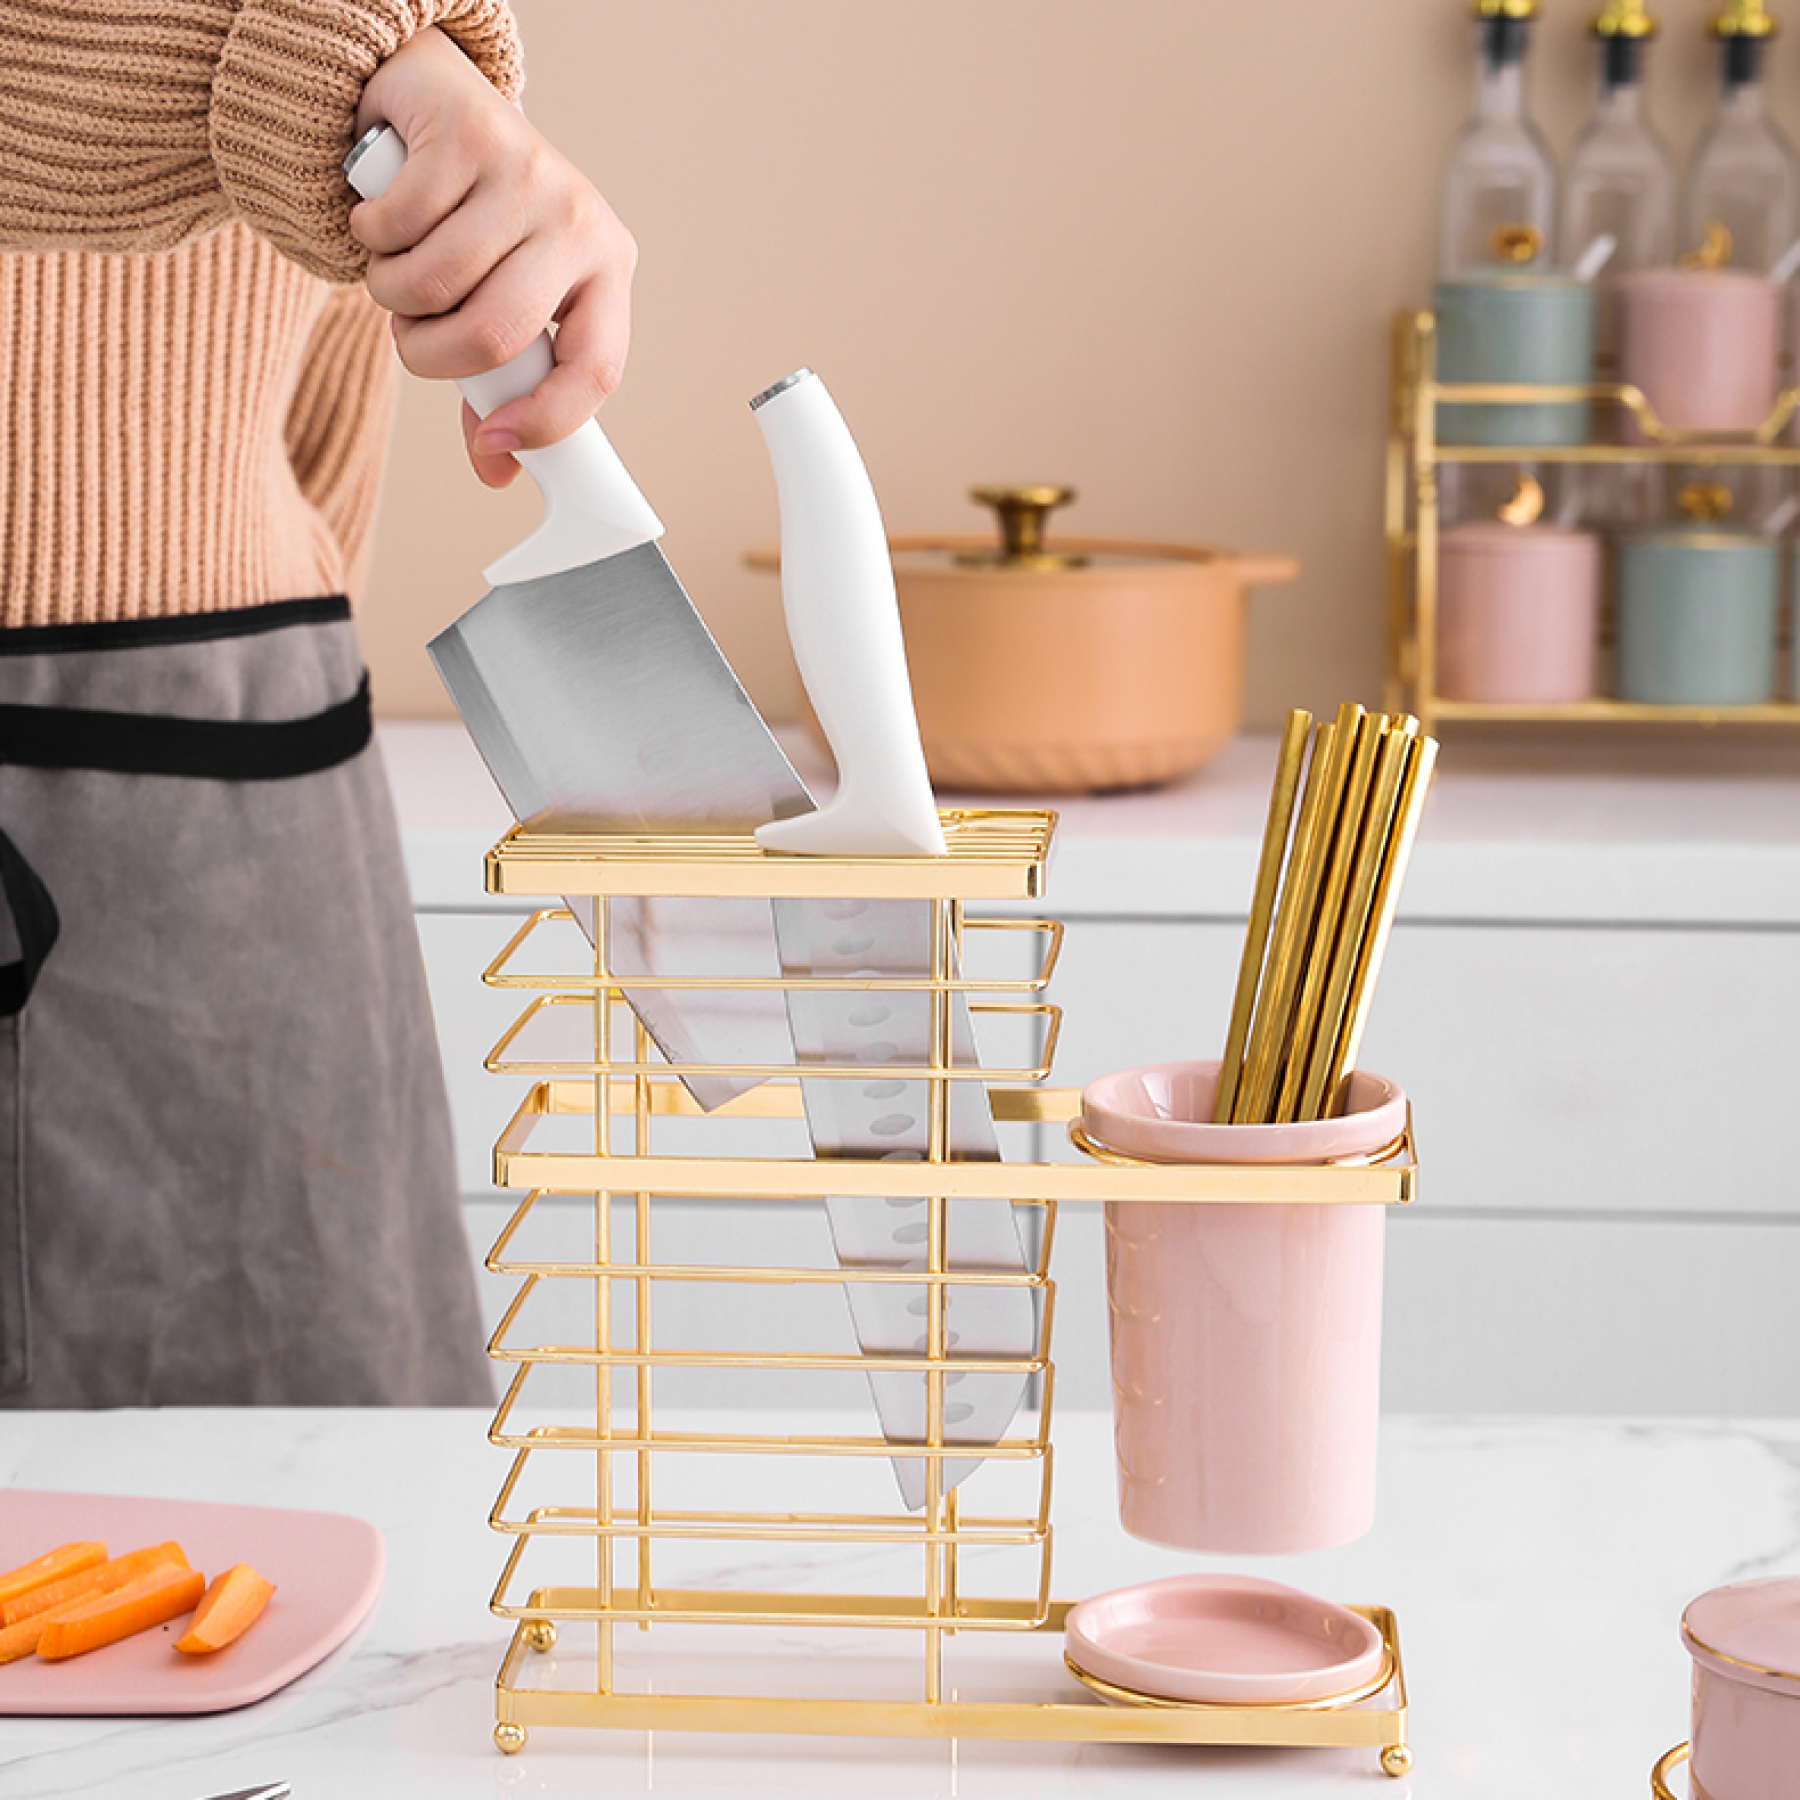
[469,809,1414,1776]
[485,806,1058,900]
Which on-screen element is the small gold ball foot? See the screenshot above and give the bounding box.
[495,1721,527,1755]
[1381,1743,1413,1778]
[522,1619,558,1653]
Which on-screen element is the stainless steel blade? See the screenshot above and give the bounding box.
[427,459,1032,1504]
[772,896,1034,1510]
[429,544,810,1109]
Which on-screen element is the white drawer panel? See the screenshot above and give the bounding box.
[1041,1204,1800,1418]
[1038,917,1800,1216]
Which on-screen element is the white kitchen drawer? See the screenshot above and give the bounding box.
[1037,916,1800,1217]
[1042,1203,1800,1418]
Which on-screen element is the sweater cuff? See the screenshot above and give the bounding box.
[212,0,524,284]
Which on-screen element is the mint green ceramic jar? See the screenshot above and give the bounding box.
[1434,275,1597,448]
[1614,529,1781,705]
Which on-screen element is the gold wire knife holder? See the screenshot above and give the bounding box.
[472,807,1414,1775]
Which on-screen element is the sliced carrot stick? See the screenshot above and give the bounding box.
[175,1563,276,1655]
[0,1542,106,1609]
[0,1611,53,1664]
[35,1565,205,1661]
[1,1542,189,1628]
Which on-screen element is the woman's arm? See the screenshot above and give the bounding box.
[0,0,521,280]
[349,26,637,486]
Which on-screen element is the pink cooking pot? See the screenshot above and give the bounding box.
[1661,1578,1800,1800]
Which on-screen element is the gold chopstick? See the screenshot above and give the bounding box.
[1296,719,1414,1121]
[1324,731,1439,1115]
[1234,704,1358,1124]
[1213,709,1312,1123]
[1275,708,1387,1124]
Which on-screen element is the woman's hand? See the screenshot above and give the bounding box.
[350,27,635,488]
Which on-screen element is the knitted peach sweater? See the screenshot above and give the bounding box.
[0,1,524,628]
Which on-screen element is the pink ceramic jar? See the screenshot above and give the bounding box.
[1436,520,1603,703]
[1681,1577,1800,1800]
[1616,268,1782,438]
[1081,1061,1408,1555]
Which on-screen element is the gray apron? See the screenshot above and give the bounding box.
[0,598,492,1407]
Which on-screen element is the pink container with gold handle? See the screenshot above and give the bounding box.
[1676,1577,1800,1800]
[1081,1062,1407,1556]
[1616,268,1782,439]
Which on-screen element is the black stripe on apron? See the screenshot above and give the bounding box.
[0,597,372,1019]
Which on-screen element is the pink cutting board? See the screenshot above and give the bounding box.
[0,1490,384,1715]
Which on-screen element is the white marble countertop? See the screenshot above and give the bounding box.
[381,720,1800,927]
[4,1407,1795,1798]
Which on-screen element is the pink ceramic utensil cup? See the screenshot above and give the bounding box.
[1682,1577,1800,1800]
[1081,1061,1406,1556]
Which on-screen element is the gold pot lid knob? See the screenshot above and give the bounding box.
[958,485,1090,570]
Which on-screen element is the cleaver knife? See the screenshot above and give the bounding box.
[345,125,808,1109]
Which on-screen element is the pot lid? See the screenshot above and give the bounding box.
[1682,1578,1800,1695]
[886,487,1238,575]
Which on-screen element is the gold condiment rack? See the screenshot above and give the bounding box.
[471,808,1415,1775]
[1386,307,1800,736]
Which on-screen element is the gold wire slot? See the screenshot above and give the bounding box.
[488,1039,1060,1085]
[491,1078,1077,1125]
[483,911,1065,994]
[485,1344,1051,1376]
[490,1588,1054,1632]
[488,1250,1053,1286]
[487,1507,1050,1548]
[487,1427,1052,1461]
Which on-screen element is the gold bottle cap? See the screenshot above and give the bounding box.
[956,486,1089,571]
[1472,0,1541,16]
[1711,0,1777,37]
[1593,0,1658,35]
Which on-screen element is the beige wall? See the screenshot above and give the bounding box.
[359,0,1764,728]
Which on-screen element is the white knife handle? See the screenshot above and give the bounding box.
[749,370,946,857]
[342,124,662,585]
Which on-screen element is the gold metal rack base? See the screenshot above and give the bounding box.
[473,811,1417,1779]
[492,1600,1411,1776]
